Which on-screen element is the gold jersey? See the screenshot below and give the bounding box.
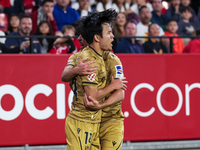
[66,52,81,68]
[68,46,107,123]
[101,51,124,122]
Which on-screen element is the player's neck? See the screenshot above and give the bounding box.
[89,44,103,56]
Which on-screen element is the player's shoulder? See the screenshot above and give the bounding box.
[68,52,81,61]
[103,51,120,61]
[80,46,98,61]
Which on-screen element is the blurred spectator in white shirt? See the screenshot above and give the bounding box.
[130,0,152,15]
[136,6,164,44]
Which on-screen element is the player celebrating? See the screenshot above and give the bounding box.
[63,9,126,150]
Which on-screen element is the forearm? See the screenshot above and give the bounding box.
[96,84,116,101]
[61,66,77,82]
[99,89,124,109]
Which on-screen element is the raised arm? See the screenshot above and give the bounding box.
[61,58,97,82]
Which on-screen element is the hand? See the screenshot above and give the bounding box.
[153,49,163,54]
[83,93,101,110]
[174,5,179,14]
[46,12,54,21]
[53,38,69,48]
[55,31,64,37]
[111,76,127,91]
[74,58,97,75]
[20,41,30,50]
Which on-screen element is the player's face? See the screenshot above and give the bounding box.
[125,22,137,36]
[78,34,88,50]
[149,24,160,36]
[167,21,178,34]
[99,23,114,51]
[19,18,32,35]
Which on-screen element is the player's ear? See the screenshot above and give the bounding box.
[94,34,100,43]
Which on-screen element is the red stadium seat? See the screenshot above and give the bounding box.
[0,13,9,31]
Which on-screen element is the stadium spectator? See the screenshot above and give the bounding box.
[136,6,165,44]
[0,0,14,16]
[183,29,200,53]
[115,21,144,53]
[5,14,41,53]
[0,30,6,44]
[177,6,200,45]
[34,21,53,53]
[165,19,184,53]
[49,25,76,54]
[53,0,80,31]
[130,0,153,15]
[143,23,168,53]
[76,0,91,17]
[151,0,169,31]
[112,12,127,51]
[0,41,30,53]
[166,0,181,22]
[180,0,195,21]
[96,0,112,12]
[112,0,130,13]
[31,0,58,35]
[62,25,81,52]
[7,14,20,34]
[13,0,42,15]
[177,6,199,36]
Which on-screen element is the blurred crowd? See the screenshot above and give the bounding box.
[0,0,200,54]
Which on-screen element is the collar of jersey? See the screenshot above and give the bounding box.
[89,46,102,57]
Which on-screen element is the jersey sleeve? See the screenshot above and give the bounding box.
[66,53,78,67]
[79,52,99,87]
[109,57,124,79]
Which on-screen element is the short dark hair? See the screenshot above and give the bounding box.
[72,16,87,35]
[42,0,54,5]
[139,5,149,14]
[167,19,177,25]
[20,14,32,22]
[81,9,117,44]
[124,20,136,29]
[180,6,193,13]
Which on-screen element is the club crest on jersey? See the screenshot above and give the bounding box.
[67,59,73,64]
[88,73,96,82]
[115,65,123,78]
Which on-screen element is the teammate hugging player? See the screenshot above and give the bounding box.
[61,9,127,150]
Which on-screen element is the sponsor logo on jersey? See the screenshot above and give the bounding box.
[67,59,73,64]
[112,141,117,146]
[115,65,123,78]
[88,73,96,82]
[77,128,81,134]
[76,56,80,63]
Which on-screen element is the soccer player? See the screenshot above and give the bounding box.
[84,51,125,150]
[63,9,125,150]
